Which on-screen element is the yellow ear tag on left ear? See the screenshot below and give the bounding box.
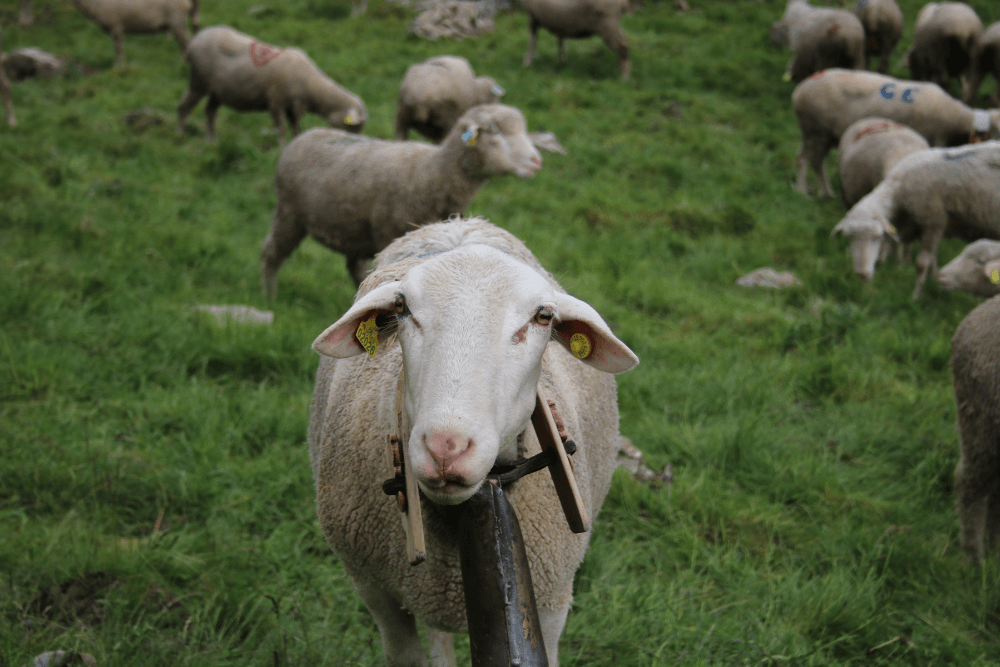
[991,269,999,284]
[569,333,592,360]
[345,115,354,125]
[356,315,379,357]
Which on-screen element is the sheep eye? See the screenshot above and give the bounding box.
[394,295,407,315]
[534,307,554,325]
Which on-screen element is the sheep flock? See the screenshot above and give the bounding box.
[5,0,1000,665]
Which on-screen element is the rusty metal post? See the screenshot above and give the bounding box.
[458,480,548,667]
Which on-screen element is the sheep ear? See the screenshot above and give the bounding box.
[461,125,479,146]
[985,260,1000,286]
[881,219,900,242]
[492,85,505,97]
[312,282,401,358]
[551,294,638,374]
[344,110,363,126]
[831,220,846,239]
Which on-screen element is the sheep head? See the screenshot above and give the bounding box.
[329,100,368,134]
[831,210,898,282]
[453,104,542,179]
[312,245,638,505]
[938,239,1000,297]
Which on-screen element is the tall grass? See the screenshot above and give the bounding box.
[2,0,999,664]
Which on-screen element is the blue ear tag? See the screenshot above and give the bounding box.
[492,86,505,96]
[461,128,478,146]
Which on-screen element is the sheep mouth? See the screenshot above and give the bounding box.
[418,477,484,506]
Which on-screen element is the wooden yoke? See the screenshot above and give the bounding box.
[385,369,426,566]
[531,390,590,533]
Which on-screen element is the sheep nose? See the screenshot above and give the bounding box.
[531,154,542,168]
[425,431,473,473]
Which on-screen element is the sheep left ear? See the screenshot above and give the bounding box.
[831,220,846,238]
[880,218,900,242]
[551,294,638,374]
[461,125,479,146]
[985,259,1000,285]
[312,281,401,358]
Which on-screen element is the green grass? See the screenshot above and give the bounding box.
[3,0,1000,664]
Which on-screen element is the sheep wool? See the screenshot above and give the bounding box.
[964,22,1000,106]
[69,0,200,66]
[951,294,1000,566]
[772,0,866,83]
[906,2,983,93]
[938,239,1000,297]
[522,0,631,80]
[852,0,903,74]
[837,116,929,208]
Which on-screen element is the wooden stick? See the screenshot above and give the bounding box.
[531,390,590,533]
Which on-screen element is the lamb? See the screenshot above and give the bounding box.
[177,26,367,144]
[831,141,1000,299]
[938,239,1000,297]
[308,216,639,666]
[905,2,982,94]
[522,0,631,80]
[792,68,1000,196]
[852,0,903,74]
[69,0,201,66]
[837,116,929,208]
[395,56,504,143]
[950,294,1000,565]
[963,21,1000,105]
[770,0,865,83]
[261,104,542,297]
[0,27,14,128]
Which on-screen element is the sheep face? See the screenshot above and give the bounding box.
[938,239,1000,296]
[456,105,542,179]
[312,245,638,506]
[329,104,367,134]
[832,213,897,281]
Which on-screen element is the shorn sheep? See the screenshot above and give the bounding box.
[395,56,504,143]
[177,26,367,144]
[792,68,1000,196]
[938,239,1000,297]
[69,0,200,66]
[951,294,1000,565]
[964,21,1000,105]
[308,217,639,666]
[522,0,631,80]
[837,117,929,208]
[831,141,1000,299]
[0,27,15,127]
[905,2,982,94]
[852,0,903,74]
[771,0,865,83]
[261,104,542,296]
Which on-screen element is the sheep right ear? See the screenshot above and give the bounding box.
[312,282,401,358]
[880,219,900,242]
[831,220,846,238]
[985,259,1000,286]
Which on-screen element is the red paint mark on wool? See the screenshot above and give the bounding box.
[810,70,826,80]
[249,41,283,67]
[854,122,903,141]
[828,24,840,35]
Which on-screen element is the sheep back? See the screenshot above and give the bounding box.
[837,116,929,207]
[396,56,502,142]
[908,2,983,90]
[787,7,866,82]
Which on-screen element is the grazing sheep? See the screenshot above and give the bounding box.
[395,56,504,143]
[963,21,1000,105]
[308,216,639,667]
[177,26,367,144]
[522,0,631,80]
[792,68,1000,196]
[837,117,929,208]
[905,2,982,94]
[950,294,1000,565]
[939,239,1000,297]
[261,104,542,296]
[771,0,866,83]
[0,27,15,127]
[69,0,201,66]
[19,0,33,28]
[852,0,903,74]
[831,141,1000,299]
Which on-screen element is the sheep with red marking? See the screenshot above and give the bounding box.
[837,117,929,208]
[69,0,200,66]
[905,2,982,94]
[771,0,866,83]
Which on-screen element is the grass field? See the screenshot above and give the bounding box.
[2,0,1000,664]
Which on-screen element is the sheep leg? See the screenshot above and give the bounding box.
[912,226,944,300]
[597,21,630,80]
[795,133,833,197]
[269,104,288,146]
[205,95,221,141]
[0,67,14,128]
[18,0,33,27]
[523,17,539,67]
[426,629,456,667]
[111,27,126,66]
[190,0,201,32]
[877,52,890,75]
[260,202,307,299]
[168,22,191,51]
[287,101,305,138]
[346,256,374,287]
[558,37,566,63]
[955,456,988,565]
[351,580,427,667]
[176,85,205,136]
[537,583,573,667]
[394,106,410,141]
[987,489,1000,560]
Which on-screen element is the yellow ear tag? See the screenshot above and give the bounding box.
[991,269,999,284]
[345,115,354,125]
[356,315,379,357]
[461,128,478,146]
[569,333,592,359]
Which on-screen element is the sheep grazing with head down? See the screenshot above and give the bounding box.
[950,294,1000,566]
[0,27,15,127]
[964,22,1000,105]
[852,0,903,74]
[837,117,929,208]
[905,2,982,94]
[831,141,1000,300]
[792,68,1000,196]
[308,216,639,667]
[395,56,504,143]
[69,0,200,66]
[938,239,1000,297]
[771,0,865,83]
[522,0,631,80]
[177,26,367,144]
[261,104,542,296]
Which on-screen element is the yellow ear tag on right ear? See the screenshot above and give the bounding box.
[991,269,999,284]
[356,315,379,357]
[570,333,592,360]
